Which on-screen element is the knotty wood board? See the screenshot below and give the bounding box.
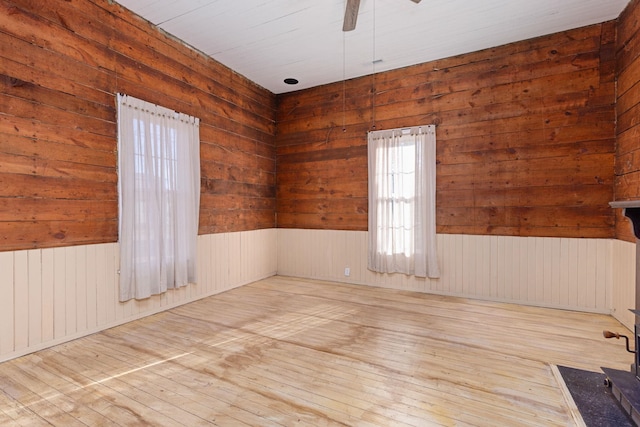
[615,0,640,242]
[0,0,277,251]
[276,21,617,238]
[0,275,632,426]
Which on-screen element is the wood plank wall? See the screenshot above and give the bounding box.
[0,0,276,252]
[616,0,640,242]
[276,23,617,239]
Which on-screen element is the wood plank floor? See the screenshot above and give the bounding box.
[0,275,634,426]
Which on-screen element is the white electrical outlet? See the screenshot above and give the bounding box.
[344,267,350,277]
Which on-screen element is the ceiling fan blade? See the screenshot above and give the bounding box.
[410,0,422,3]
[343,0,360,32]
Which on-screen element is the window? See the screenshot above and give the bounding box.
[367,125,439,278]
[117,94,200,301]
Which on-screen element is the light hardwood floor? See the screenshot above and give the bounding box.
[0,275,634,426]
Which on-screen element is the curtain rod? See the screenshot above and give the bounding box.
[369,124,436,136]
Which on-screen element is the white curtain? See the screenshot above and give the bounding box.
[117,94,201,301]
[367,125,440,278]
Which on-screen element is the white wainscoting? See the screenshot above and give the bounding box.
[612,238,636,330]
[0,229,277,362]
[277,229,636,330]
[1,228,634,362]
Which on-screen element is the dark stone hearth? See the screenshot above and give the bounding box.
[601,367,640,425]
[558,365,633,427]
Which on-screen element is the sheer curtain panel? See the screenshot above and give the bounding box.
[367,125,440,278]
[117,94,201,301]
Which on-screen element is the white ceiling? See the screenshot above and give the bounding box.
[115,0,630,94]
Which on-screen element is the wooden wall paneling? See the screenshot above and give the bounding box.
[0,252,14,355]
[487,235,498,298]
[0,40,113,107]
[617,104,640,143]
[227,233,242,286]
[586,239,601,309]
[26,249,42,347]
[276,229,622,316]
[485,235,497,297]
[572,239,593,307]
[254,229,277,281]
[556,239,568,308]
[305,230,318,280]
[596,239,611,310]
[1,93,115,141]
[615,0,640,241]
[85,244,98,331]
[63,246,77,336]
[305,230,318,279]
[74,246,87,335]
[15,0,274,131]
[105,2,275,112]
[266,229,278,278]
[507,237,520,301]
[331,230,348,281]
[396,24,603,80]
[52,247,66,340]
[570,239,582,308]
[276,229,290,277]
[240,231,254,283]
[612,239,635,330]
[508,236,523,300]
[197,235,211,295]
[542,238,554,305]
[616,68,640,115]
[276,23,615,238]
[576,240,589,308]
[240,231,252,284]
[209,233,221,294]
[441,233,454,295]
[461,234,473,295]
[207,233,220,292]
[539,239,559,304]
[518,237,538,301]
[0,229,278,361]
[223,232,234,289]
[541,238,552,304]
[618,0,640,51]
[276,23,603,127]
[0,60,111,114]
[106,244,119,324]
[291,228,306,279]
[1,0,277,252]
[549,238,562,307]
[38,250,55,342]
[331,231,347,280]
[617,52,640,100]
[477,235,491,297]
[94,244,107,327]
[456,234,482,295]
[512,236,525,302]
[293,229,311,278]
[217,233,232,291]
[348,230,364,283]
[494,235,507,299]
[13,251,28,352]
[452,234,465,295]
